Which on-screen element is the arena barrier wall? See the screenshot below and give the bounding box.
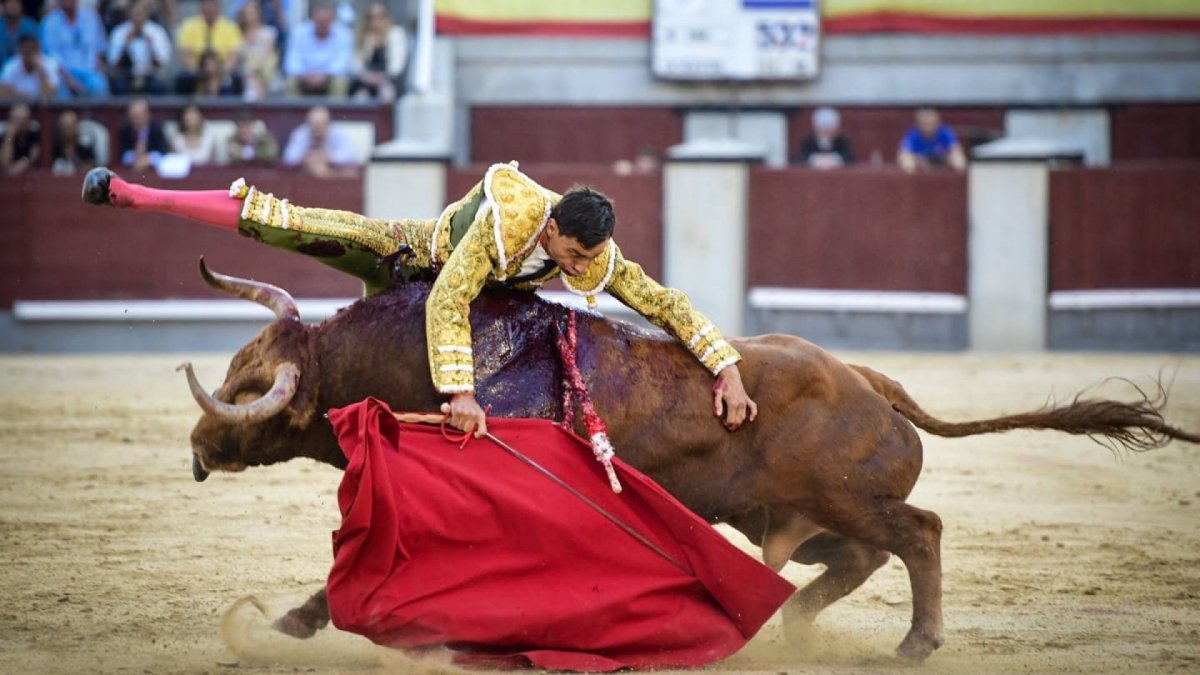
[469,107,684,165]
[1048,164,1200,350]
[1110,104,1200,161]
[745,166,968,349]
[2,168,366,351]
[5,160,1198,352]
[463,103,1200,168]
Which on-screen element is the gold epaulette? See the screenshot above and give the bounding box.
[482,162,560,280]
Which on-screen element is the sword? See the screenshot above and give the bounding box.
[393,412,690,575]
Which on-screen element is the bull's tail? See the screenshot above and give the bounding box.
[849,365,1200,451]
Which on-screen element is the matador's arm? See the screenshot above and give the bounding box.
[603,244,741,375]
[424,217,498,394]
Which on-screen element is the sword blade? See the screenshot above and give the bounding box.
[482,431,692,575]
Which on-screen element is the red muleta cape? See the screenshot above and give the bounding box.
[325,398,795,671]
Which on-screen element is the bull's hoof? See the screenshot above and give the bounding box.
[81,167,115,206]
[895,630,944,660]
[271,610,324,639]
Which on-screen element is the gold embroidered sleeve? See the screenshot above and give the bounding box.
[604,249,741,376]
[425,219,499,394]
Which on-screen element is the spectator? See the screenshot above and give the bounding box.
[796,106,855,169]
[350,2,406,103]
[1,0,38,65]
[0,34,60,101]
[226,110,278,164]
[194,48,237,95]
[613,147,660,176]
[51,109,97,175]
[1,102,39,175]
[898,107,967,173]
[176,0,242,95]
[168,103,219,165]
[282,105,359,177]
[106,0,170,95]
[284,1,352,98]
[227,0,290,45]
[40,0,109,97]
[20,0,42,24]
[117,97,169,171]
[237,1,278,101]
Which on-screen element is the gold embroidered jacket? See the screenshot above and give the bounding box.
[425,163,740,394]
[229,164,742,395]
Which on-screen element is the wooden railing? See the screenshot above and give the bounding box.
[747,166,968,293]
[1050,163,1200,291]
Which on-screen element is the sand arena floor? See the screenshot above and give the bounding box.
[1,352,1198,674]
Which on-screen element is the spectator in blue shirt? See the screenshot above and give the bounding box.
[41,0,109,97]
[284,0,351,97]
[1,0,38,65]
[898,108,966,173]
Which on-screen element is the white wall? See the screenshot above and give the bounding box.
[450,35,1200,106]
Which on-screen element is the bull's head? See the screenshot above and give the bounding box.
[179,259,322,481]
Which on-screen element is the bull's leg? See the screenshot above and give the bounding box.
[762,510,822,571]
[782,532,891,628]
[839,502,945,660]
[272,588,330,639]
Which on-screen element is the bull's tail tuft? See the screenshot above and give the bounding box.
[849,365,1200,452]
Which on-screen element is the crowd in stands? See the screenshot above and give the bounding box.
[0,0,966,180]
[2,95,364,175]
[1,0,409,176]
[0,0,410,102]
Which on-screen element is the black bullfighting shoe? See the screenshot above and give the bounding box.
[81,166,115,206]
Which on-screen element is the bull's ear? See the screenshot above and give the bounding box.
[284,356,319,429]
[277,330,319,430]
[286,391,318,429]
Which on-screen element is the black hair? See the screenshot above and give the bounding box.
[550,186,615,248]
[177,101,204,130]
[17,33,37,47]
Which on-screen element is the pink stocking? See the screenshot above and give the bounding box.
[107,175,242,232]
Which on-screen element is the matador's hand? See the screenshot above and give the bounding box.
[713,365,758,431]
[442,393,488,438]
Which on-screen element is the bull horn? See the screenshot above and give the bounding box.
[177,361,301,424]
[199,257,299,322]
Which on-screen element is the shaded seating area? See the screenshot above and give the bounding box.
[0,98,393,169]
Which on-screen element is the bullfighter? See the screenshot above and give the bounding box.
[81,164,757,436]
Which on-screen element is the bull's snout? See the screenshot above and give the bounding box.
[192,455,210,482]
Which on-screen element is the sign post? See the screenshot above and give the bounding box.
[653,0,822,82]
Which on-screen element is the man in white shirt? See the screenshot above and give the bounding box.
[0,34,60,101]
[281,105,360,177]
[106,1,171,95]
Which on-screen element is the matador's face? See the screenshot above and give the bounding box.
[542,219,608,277]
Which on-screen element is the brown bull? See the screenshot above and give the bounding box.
[180,260,1200,661]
